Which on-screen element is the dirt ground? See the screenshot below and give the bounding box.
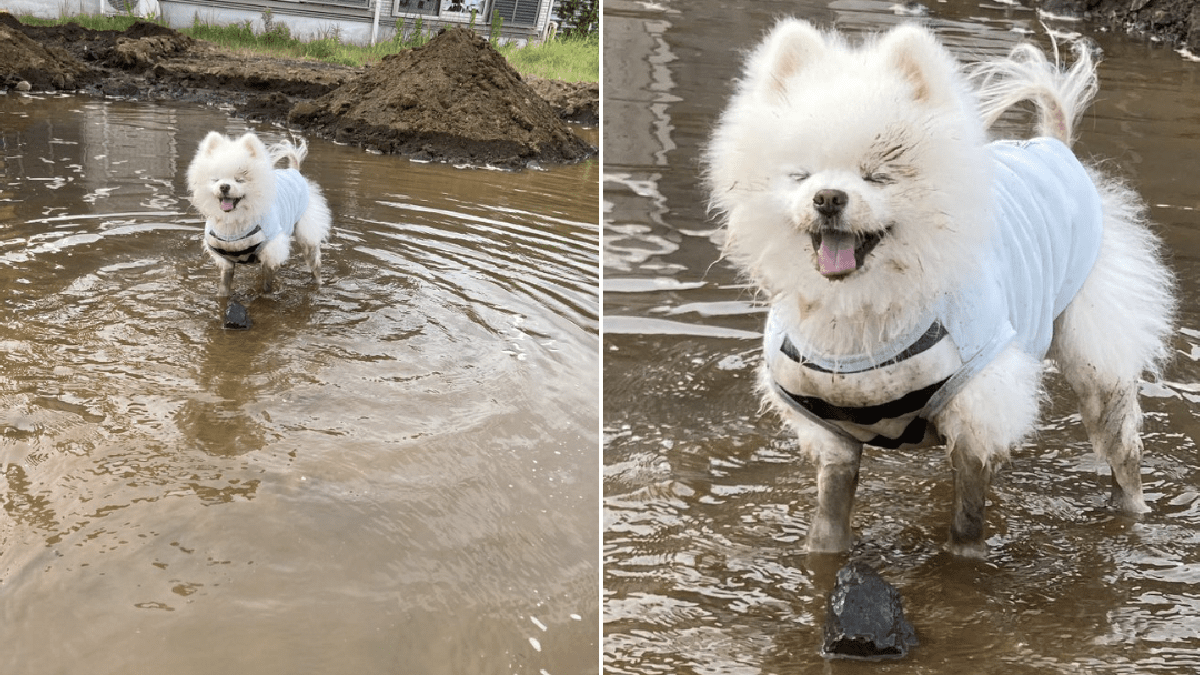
[0,13,596,168]
[1037,0,1200,50]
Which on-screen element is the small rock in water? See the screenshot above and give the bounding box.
[223,301,251,330]
[823,562,918,659]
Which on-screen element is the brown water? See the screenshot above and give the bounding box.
[0,94,598,674]
[603,1,1200,673]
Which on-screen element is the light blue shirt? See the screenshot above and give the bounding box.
[767,138,1104,447]
[205,169,310,263]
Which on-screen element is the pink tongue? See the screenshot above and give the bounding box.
[818,232,858,276]
[220,199,236,212]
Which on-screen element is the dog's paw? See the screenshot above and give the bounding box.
[944,539,988,559]
[1110,493,1152,515]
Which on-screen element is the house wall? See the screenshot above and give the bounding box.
[3,0,110,18]
[159,0,550,45]
[1,0,554,46]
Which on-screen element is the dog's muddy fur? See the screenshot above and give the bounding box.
[705,21,1176,558]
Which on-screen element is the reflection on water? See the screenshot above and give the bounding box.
[603,0,1200,673]
[0,93,598,674]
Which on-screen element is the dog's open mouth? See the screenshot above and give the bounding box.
[812,229,886,278]
[219,197,242,213]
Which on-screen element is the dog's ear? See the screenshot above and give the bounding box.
[198,131,226,157]
[877,25,963,109]
[748,18,828,100]
[236,133,269,160]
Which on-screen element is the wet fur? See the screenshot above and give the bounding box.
[187,131,331,296]
[705,21,1175,556]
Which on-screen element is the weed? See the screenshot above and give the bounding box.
[489,10,503,48]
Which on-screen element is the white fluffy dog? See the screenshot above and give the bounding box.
[187,131,331,296]
[704,21,1175,557]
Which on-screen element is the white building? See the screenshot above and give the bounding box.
[11,0,560,46]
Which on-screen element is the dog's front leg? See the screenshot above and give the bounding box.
[947,439,991,557]
[809,451,862,553]
[936,344,1043,557]
[261,264,277,294]
[801,427,863,554]
[216,261,235,297]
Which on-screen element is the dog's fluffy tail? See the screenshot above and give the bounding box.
[269,138,309,170]
[971,37,1099,146]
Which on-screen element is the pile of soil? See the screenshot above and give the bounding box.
[527,77,599,126]
[0,14,94,91]
[0,12,596,168]
[14,14,193,67]
[290,28,592,168]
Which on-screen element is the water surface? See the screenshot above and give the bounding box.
[603,1,1200,672]
[0,93,598,674]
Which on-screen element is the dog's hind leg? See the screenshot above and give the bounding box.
[1060,368,1150,513]
[1050,172,1174,513]
[295,182,331,288]
[302,241,322,288]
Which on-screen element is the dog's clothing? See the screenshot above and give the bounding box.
[767,138,1104,448]
[204,169,309,264]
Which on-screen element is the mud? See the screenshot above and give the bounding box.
[0,17,94,91]
[1037,0,1200,51]
[527,77,599,126]
[289,27,593,167]
[0,13,596,167]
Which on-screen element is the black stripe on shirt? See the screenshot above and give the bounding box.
[781,322,949,374]
[209,224,263,243]
[778,376,950,427]
[866,416,931,449]
[207,241,262,264]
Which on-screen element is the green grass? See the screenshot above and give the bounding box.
[498,32,598,83]
[14,11,599,82]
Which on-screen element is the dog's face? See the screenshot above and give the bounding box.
[187,132,275,229]
[706,21,993,306]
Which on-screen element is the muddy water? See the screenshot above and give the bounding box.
[603,1,1200,672]
[0,94,598,674]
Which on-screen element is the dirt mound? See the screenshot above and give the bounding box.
[527,77,599,126]
[289,27,594,168]
[2,14,192,71]
[111,31,194,69]
[0,14,95,91]
[161,55,353,100]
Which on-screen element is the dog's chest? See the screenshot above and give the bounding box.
[765,322,965,447]
[773,334,961,405]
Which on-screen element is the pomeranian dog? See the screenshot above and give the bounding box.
[704,20,1175,557]
[187,131,331,296]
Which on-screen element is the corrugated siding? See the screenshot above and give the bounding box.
[492,0,541,27]
[314,0,370,7]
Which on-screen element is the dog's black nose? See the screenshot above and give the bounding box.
[219,183,230,195]
[813,189,848,217]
